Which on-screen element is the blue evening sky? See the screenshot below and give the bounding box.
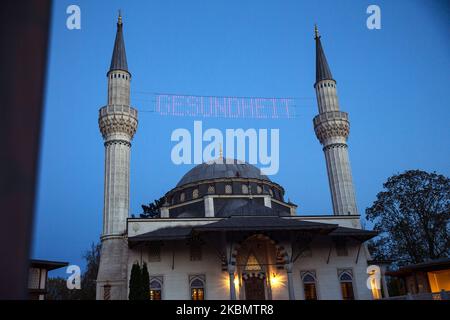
[33,0,450,275]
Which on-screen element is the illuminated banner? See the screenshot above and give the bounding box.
[155,93,295,119]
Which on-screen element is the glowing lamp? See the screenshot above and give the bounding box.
[270,274,280,286]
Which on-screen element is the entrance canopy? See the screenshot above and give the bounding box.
[128,216,376,247]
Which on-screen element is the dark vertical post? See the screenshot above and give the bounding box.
[0,0,52,299]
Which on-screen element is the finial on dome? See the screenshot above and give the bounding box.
[118,10,122,25]
[314,24,320,39]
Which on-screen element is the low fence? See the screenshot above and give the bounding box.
[385,290,450,300]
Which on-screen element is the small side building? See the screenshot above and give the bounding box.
[28,259,68,300]
[387,258,450,299]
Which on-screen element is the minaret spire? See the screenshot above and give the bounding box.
[312,27,358,216]
[97,14,138,300]
[109,11,128,73]
[314,25,333,84]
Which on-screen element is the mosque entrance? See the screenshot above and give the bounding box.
[244,275,266,300]
[242,253,266,300]
[235,234,286,300]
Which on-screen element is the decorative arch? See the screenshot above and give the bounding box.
[229,233,289,267]
[301,271,317,283]
[338,270,353,282]
[189,275,205,300]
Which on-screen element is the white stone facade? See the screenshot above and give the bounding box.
[126,217,373,300]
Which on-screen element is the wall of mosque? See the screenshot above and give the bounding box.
[126,235,373,300]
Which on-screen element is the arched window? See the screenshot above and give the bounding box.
[190,276,205,300]
[192,189,199,199]
[225,184,232,194]
[180,192,185,202]
[150,277,163,300]
[256,185,263,194]
[339,271,355,300]
[301,272,318,300]
[242,184,249,194]
[273,188,279,199]
[207,185,215,194]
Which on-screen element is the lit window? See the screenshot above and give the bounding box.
[190,276,205,300]
[339,270,355,300]
[225,185,232,194]
[301,272,318,300]
[150,277,163,300]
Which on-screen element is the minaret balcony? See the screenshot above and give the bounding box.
[313,111,350,144]
[99,105,138,141]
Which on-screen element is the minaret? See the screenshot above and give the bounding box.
[313,25,358,215]
[96,12,138,300]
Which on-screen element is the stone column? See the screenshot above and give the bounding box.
[228,264,237,300]
[263,196,272,208]
[285,262,295,300]
[204,196,215,217]
[380,265,389,298]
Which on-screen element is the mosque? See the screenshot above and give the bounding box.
[95,14,378,300]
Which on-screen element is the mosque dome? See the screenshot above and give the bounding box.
[176,158,270,187]
[163,158,291,218]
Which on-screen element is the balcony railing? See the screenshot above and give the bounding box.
[313,111,348,127]
[99,105,138,118]
[383,290,450,300]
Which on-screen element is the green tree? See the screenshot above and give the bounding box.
[128,262,142,300]
[140,197,165,218]
[47,277,77,300]
[141,262,150,300]
[78,242,101,300]
[47,242,100,300]
[366,170,450,265]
